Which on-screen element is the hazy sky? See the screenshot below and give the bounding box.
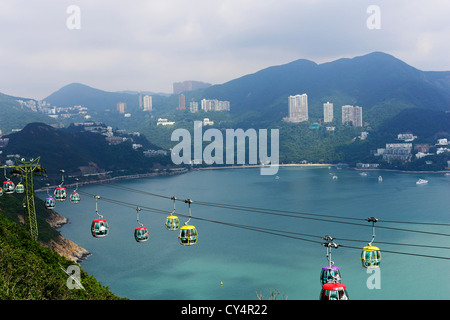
[1,0,449,99]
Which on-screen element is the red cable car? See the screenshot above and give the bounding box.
[54,187,67,201]
[91,195,109,238]
[135,226,149,242]
[91,218,109,238]
[3,180,15,194]
[320,282,349,300]
[70,191,81,203]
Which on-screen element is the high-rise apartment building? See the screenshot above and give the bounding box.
[117,102,126,114]
[143,95,152,111]
[178,94,186,110]
[342,105,363,127]
[189,101,198,113]
[323,101,333,123]
[285,94,308,122]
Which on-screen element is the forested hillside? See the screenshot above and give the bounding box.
[0,194,125,299]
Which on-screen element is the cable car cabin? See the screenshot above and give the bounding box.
[45,197,56,210]
[361,245,381,268]
[15,184,24,194]
[320,282,349,300]
[70,192,81,203]
[3,180,15,194]
[134,226,149,242]
[54,187,67,201]
[0,188,3,196]
[178,225,198,246]
[320,266,342,285]
[165,215,180,231]
[91,219,109,238]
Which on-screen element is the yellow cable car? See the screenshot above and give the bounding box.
[361,245,381,268]
[178,199,198,246]
[179,225,198,246]
[165,197,180,231]
[361,217,381,268]
[15,183,24,194]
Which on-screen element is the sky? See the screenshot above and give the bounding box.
[0,0,449,100]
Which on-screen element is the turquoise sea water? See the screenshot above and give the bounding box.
[39,167,450,300]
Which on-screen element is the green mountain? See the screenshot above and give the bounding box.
[42,52,449,129]
[0,194,125,299]
[187,51,449,124]
[0,93,57,133]
[43,82,140,112]
[1,122,173,182]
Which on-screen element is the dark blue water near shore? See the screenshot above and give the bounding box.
[40,167,450,300]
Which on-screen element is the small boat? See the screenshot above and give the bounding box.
[416,179,428,185]
[332,175,338,180]
[378,176,382,182]
[359,172,368,176]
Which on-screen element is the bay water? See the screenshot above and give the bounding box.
[39,167,450,300]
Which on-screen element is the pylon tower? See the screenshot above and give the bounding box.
[6,157,46,240]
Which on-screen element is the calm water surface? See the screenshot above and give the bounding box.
[39,167,450,300]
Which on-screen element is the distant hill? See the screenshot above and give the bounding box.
[43,83,140,111]
[1,122,172,179]
[0,93,57,133]
[41,52,449,127]
[184,52,450,124]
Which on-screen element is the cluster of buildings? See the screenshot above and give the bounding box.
[186,98,230,113]
[73,121,169,158]
[283,94,363,127]
[374,135,450,163]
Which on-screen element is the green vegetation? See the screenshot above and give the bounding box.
[0,193,126,300]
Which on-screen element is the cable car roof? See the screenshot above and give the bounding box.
[322,265,340,271]
[362,245,380,251]
[322,282,346,290]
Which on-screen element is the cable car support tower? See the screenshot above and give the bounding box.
[5,157,46,240]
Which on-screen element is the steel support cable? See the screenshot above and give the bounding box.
[102,183,450,228]
[79,191,450,259]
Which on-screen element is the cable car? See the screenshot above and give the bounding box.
[54,187,67,201]
[361,245,381,268]
[178,199,198,246]
[135,226,149,242]
[3,180,15,194]
[166,215,180,231]
[45,197,56,210]
[70,192,81,203]
[166,197,180,231]
[320,282,349,300]
[178,225,198,246]
[361,217,381,268]
[91,195,109,238]
[15,183,24,194]
[320,265,342,285]
[0,188,3,196]
[91,218,109,238]
[134,207,149,242]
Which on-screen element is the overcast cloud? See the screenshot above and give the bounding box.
[0,0,449,99]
